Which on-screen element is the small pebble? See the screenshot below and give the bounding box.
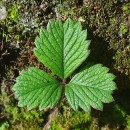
[0,6,7,20]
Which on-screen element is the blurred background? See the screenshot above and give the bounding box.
[0,0,130,129]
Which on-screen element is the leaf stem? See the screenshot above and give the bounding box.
[43,105,58,130]
[43,79,66,130]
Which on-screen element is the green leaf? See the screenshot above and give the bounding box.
[34,18,90,79]
[65,64,117,111]
[12,67,62,110]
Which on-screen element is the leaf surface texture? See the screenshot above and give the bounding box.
[12,67,62,110]
[65,64,116,111]
[34,18,90,78]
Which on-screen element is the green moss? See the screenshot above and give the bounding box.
[51,111,91,130]
[8,3,20,22]
[50,101,91,130]
[0,91,44,130]
[126,116,130,129]
[0,121,9,130]
[122,3,130,13]
[0,0,130,129]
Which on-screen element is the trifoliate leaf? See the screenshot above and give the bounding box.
[34,18,90,79]
[12,67,62,110]
[65,64,117,111]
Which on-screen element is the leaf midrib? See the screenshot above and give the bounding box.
[67,83,112,91]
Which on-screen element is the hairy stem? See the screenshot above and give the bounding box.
[43,79,66,130]
[43,105,58,130]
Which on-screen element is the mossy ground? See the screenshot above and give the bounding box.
[0,0,130,129]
